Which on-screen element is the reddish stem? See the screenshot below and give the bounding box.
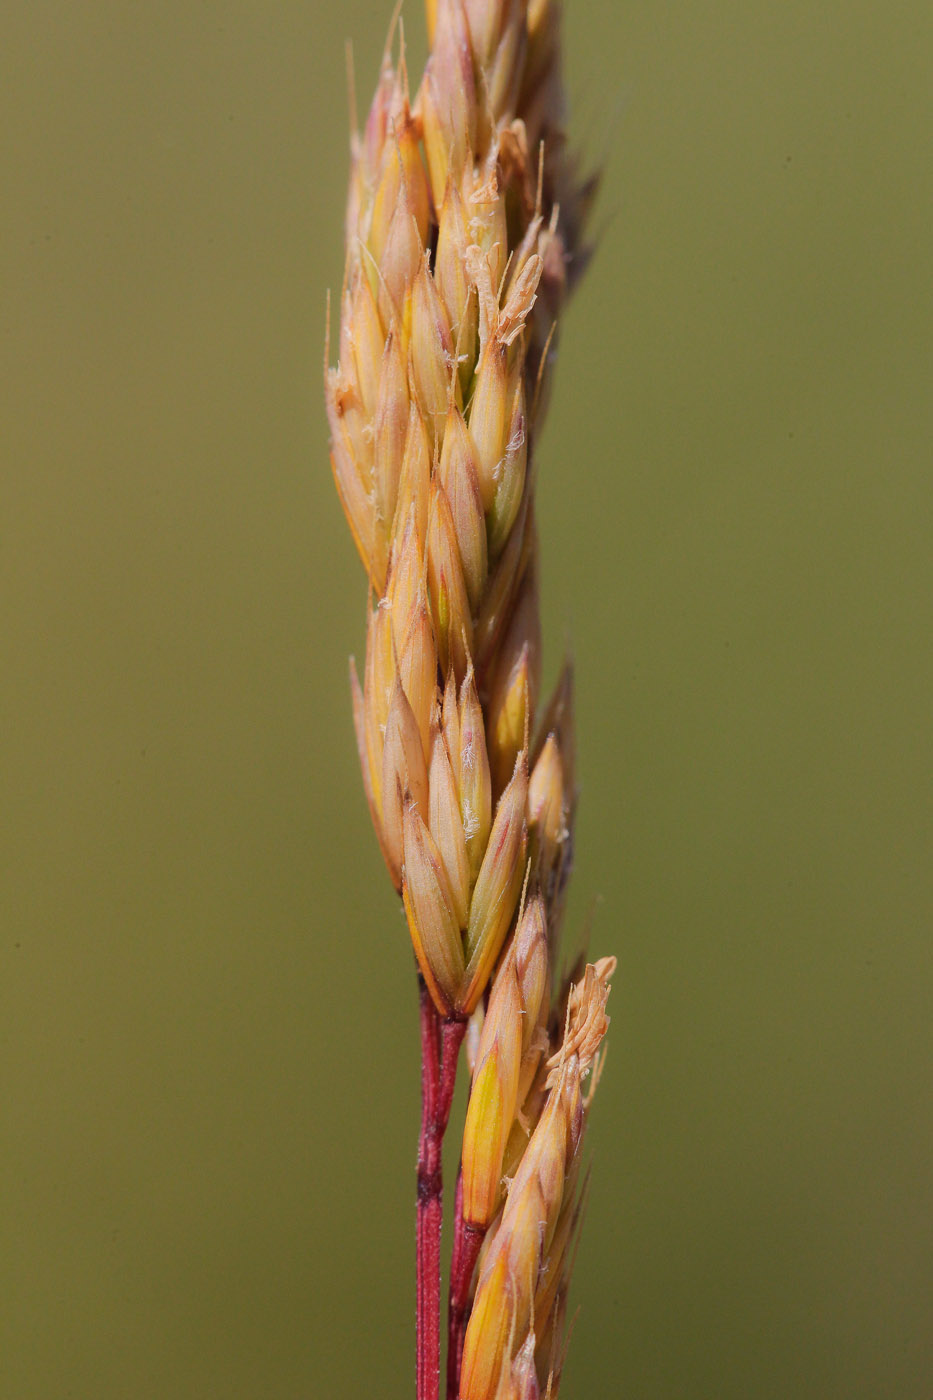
[446,1173,486,1400]
[416,979,466,1400]
[417,983,441,1400]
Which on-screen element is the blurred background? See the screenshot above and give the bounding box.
[2,1,931,1396]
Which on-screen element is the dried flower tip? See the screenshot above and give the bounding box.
[546,958,616,1086]
[467,169,509,298]
[497,252,543,348]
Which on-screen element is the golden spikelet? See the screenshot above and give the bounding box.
[460,958,615,1399]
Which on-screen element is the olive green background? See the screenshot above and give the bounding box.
[3,2,931,1396]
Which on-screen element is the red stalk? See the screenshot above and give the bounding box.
[416,978,466,1400]
[446,1173,486,1400]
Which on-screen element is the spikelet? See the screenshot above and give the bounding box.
[328,0,592,1018]
[460,894,550,1230]
[459,957,615,1399]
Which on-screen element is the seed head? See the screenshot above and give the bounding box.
[329,1,614,1391]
